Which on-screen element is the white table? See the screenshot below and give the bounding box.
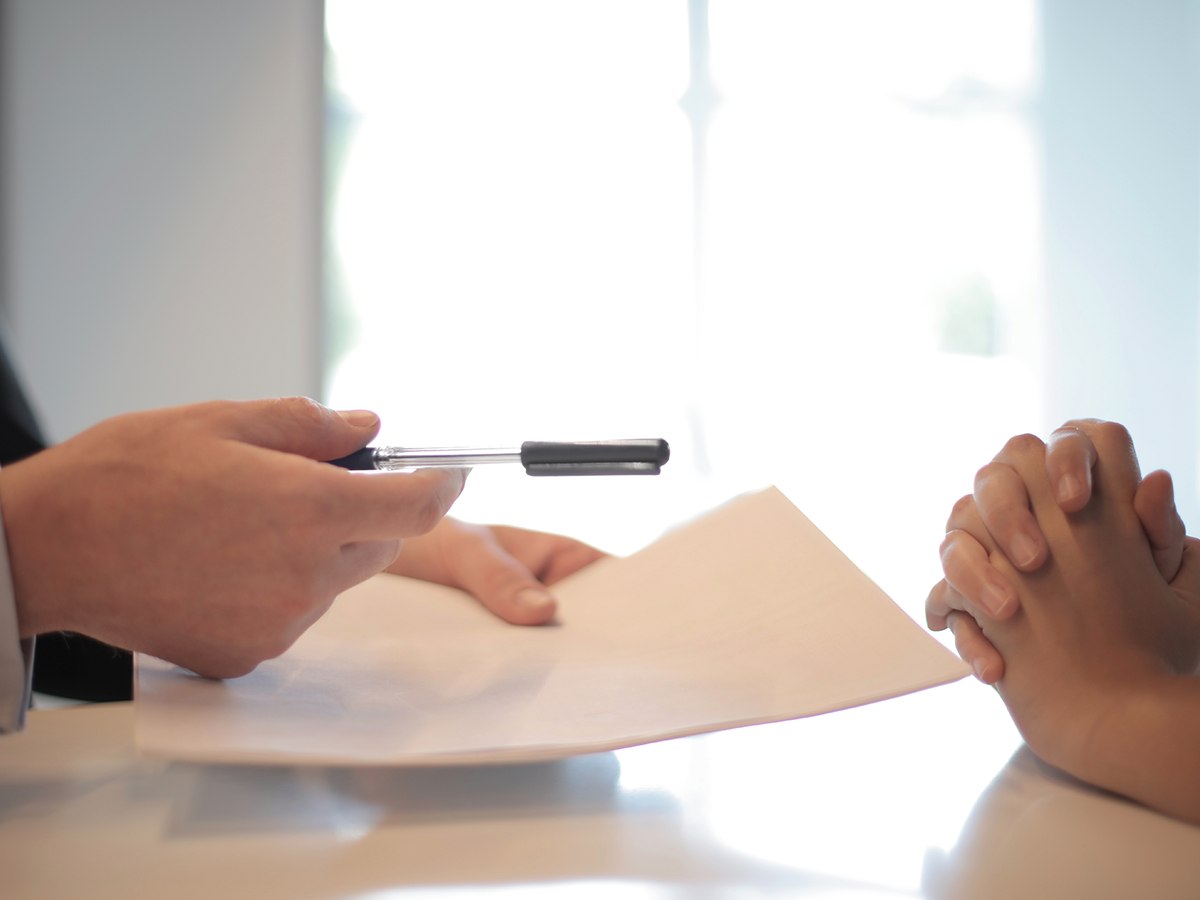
[3,681,1199,899]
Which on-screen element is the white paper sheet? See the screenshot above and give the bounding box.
[135,487,969,765]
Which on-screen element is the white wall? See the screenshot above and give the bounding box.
[1041,0,1200,526]
[1,0,324,443]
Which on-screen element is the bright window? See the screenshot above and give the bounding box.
[324,2,1037,888]
[326,0,1040,606]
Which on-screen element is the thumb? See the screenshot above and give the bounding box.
[218,397,381,461]
[450,527,559,626]
[1134,469,1186,582]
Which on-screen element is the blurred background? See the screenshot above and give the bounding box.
[6,0,1197,625]
[323,0,1046,606]
[4,1,1198,889]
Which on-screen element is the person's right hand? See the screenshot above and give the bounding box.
[926,419,1187,682]
[0,397,465,679]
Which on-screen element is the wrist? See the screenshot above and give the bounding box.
[1069,673,1196,802]
[0,458,71,637]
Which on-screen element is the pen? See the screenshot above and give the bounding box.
[327,439,670,476]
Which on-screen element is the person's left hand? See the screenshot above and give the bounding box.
[385,517,607,625]
[927,420,1187,683]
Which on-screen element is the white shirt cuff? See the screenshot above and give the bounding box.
[0,492,32,733]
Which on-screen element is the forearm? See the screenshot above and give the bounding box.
[1077,675,1200,825]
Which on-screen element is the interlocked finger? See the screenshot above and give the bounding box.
[974,456,1046,571]
[939,528,1018,620]
[1045,425,1098,512]
[948,611,1005,684]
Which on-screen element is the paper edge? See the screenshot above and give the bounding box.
[134,663,968,767]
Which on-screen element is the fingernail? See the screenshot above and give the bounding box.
[1056,473,1083,504]
[981,581,1012,617]
[338,409,379,428]
[973,659,988,682]
[514,588,555,614]
[1009,533,1039,568]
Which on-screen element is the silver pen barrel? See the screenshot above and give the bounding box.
[370,447,522,470]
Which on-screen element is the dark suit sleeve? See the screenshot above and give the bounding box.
[0,336,133,702]
[0,330,47,466]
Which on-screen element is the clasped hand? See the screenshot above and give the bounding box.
[926,420,1200,816]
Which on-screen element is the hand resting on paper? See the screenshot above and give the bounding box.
[387,517,607,625]
[2,397,466,680]
[927,419,1185,683]
[927,421,1200,824]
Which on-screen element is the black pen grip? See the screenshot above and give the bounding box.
[326,447,377,470]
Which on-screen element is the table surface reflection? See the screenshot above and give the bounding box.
[3,681,1199,899]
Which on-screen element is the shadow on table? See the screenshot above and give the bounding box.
[160,752,903,898]
[924,745,1200,900]
[163,752,672,838]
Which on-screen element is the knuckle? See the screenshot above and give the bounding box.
[951,493,975,515]
[1048,424,1087,453]
[949,493,976,523]
[940,532,978,575]
[973,460,1006,487]
[1057,419,1094,437]
[1002,432,1044,457]
[407,474,460,535]
[1096,420,1132,446]
[936,532,974,566]
[939,530,960,556]
[279,395,329,428]
[412,496,447,535]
